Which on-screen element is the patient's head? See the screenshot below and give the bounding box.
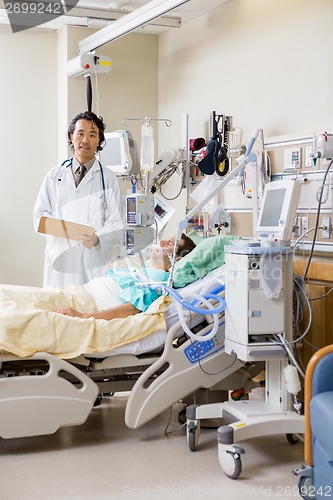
[175,233,196,258]
[159,233,196,258]
[150,233,196,271]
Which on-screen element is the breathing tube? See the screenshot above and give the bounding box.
[147,282,226,342]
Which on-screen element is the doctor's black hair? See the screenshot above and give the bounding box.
[67,111,106,152]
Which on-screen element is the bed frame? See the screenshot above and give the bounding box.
[0,307,259,440]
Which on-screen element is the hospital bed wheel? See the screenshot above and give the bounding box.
[178,409,186,425]
[286,433,300,445]
[298,476,316,499]
[93,394,103,407]
[187,421,200,451]
[219,446,244,480]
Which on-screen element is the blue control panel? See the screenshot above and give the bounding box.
[184,338,224,364]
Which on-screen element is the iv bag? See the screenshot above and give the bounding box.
[140,123,154,173]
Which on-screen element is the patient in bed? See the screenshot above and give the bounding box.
[0,233,195,321]
[57,233,196,320]
[0,233,242,359]
[0,234,196,359]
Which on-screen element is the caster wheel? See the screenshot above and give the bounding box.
[188,429,196,451]
[93,394,103,407]
[178,409,186,425]
[286,433,299,445]
[298,476,316,499]
[218,445,245,479]
[221,451,242,479]
[187,421,200,451]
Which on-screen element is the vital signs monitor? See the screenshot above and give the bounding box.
[100,130,140,175]
[256,179,301,243]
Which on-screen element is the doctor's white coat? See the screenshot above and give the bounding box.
[33,158,124,287]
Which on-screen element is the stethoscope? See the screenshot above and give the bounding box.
[60,157,107,212]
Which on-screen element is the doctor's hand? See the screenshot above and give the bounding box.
[77,233,99,249]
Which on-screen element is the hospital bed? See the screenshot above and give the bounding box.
[0,236,259,440]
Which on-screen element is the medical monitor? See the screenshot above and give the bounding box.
[256,179,301,243]
[154,193,175,233]
[99,130,140,175]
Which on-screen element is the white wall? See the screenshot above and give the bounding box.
[2,0,333,284]
[0,25,158,286]
[64,27,159,155]
[158,0,333,144]
[0,27,58,286]
[157,0,333,235]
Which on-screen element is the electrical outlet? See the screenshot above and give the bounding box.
[224,215,231,234]
[305,146,312,167]
[284,148,301,169]
[295,217,302,237]
[322,217,331,239]
[301,217,309,236]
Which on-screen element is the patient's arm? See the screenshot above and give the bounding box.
[57,302,140,320]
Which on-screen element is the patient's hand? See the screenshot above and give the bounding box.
[57,306,83,318]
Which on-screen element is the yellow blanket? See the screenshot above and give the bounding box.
[0,284,170,359]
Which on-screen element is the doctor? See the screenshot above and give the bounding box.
[33,111,124,287]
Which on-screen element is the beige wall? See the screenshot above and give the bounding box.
[0,26,158,286]
[1,0,333,284]
[0,27,58,286]
[64,27,159,159]
[157,0,333,236]
[158,0,333,145]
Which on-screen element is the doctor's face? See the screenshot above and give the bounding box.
[70,119,100,164]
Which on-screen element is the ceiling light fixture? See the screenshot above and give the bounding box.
[67,6,181,28]
[0,6,181,31]
[79,0,190,54]
[84,17,111,28]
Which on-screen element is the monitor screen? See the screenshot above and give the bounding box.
[256,180,301,243]
[153,194,175,233]
[99,131,132,175]
[259,188,286,227]
[102,136,122,166]
[154,202,167,220]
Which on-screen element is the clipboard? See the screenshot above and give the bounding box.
[38,217,95,240]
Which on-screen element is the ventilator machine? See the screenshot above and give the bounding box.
[173,129,306,480]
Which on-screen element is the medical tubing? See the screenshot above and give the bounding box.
[201,283,225,296]
[167,229,185,287]
[147,283,225,341]
[176,292,219,341]
[276,333,305,379]
[186,283,225,309]
[148,283,226,315]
